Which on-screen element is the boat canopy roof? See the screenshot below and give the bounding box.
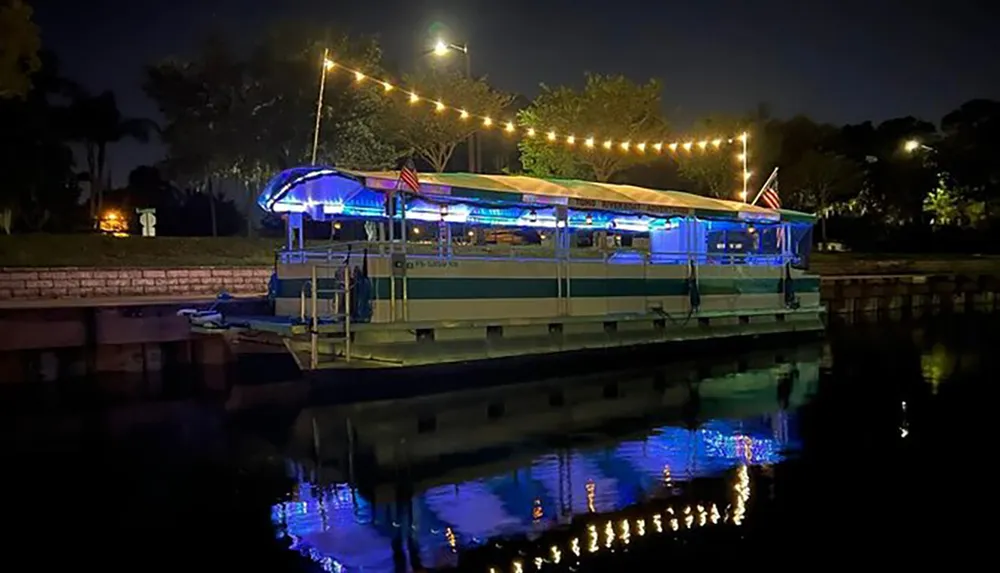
[258,166,815,224]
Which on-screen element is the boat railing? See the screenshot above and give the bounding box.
[276,241,802,267]
[297,263,351,368]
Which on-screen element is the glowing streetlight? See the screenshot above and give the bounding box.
[904,139,920,153]
[432,39,475,172]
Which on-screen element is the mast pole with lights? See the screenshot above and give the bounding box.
[740,132,749,202]
[311,48,333,165]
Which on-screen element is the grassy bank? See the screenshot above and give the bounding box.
[3,234,1000,275]
[0,234,283,267]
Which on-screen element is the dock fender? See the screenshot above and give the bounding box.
[782,262,799,308]
[686,259,701,310]
[267,271,279,302]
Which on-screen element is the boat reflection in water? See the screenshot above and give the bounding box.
[271,343,821,572]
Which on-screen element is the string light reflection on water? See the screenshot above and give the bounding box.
[271,412,793,572]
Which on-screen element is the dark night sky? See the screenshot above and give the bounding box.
[33,0,1000,183]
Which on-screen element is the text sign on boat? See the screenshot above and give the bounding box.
[522,194,569,205]
[569,198,686,216]
[365,177,451,196]
[737,210,780,222]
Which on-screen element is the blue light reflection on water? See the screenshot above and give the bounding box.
[272,411,796,572]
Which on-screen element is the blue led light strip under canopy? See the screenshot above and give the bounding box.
[257,167,815,230]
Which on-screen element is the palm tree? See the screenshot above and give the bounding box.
[67,90,155,223]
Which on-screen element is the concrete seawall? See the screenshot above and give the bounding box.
[0,266,272,300]
[821,274,1000,319]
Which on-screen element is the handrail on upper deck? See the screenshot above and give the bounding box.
[276,240,801,267]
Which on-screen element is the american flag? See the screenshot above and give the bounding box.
[399,157,420,194]
[759,177,781,210]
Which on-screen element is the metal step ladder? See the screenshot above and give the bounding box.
[298,263,352,369]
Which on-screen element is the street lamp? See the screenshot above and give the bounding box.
[904,139,932,153]
[311,48,335,165]
[432,39,475,173]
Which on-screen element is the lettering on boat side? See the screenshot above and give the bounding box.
[522,194,569,205]
[364,177,451,196]
[407,260,461,269]
[568,198,683,215]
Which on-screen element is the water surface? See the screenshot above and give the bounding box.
[5,314,991,570]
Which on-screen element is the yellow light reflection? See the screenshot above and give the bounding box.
[731,465,750,525]
[445,526,456,549]
[619,519,630,544]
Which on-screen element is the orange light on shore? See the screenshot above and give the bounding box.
[99,209,129,237]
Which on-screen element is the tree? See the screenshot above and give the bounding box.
[673,115,749,198]
[383,68,512,172]
[784,151,862,241]
[241,24,400,172]
[145,25,400,235]
[923,177,985,229]
[0,0,40,99]
[517,73,669,182]
[938,99,1000,221]
[867,117,938,225]
[0,51,81,232]
[66,90,155,222]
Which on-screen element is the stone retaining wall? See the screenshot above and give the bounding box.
[0,267,272,300]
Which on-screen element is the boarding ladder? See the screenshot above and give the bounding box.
[298,263,352,369]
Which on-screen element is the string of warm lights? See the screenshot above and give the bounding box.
[481,466,750,573]
[321,56,753,199]
[488,498,739,573]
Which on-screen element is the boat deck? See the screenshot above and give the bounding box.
[205,304,818,338]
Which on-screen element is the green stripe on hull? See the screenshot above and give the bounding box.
[276,276,820,300]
